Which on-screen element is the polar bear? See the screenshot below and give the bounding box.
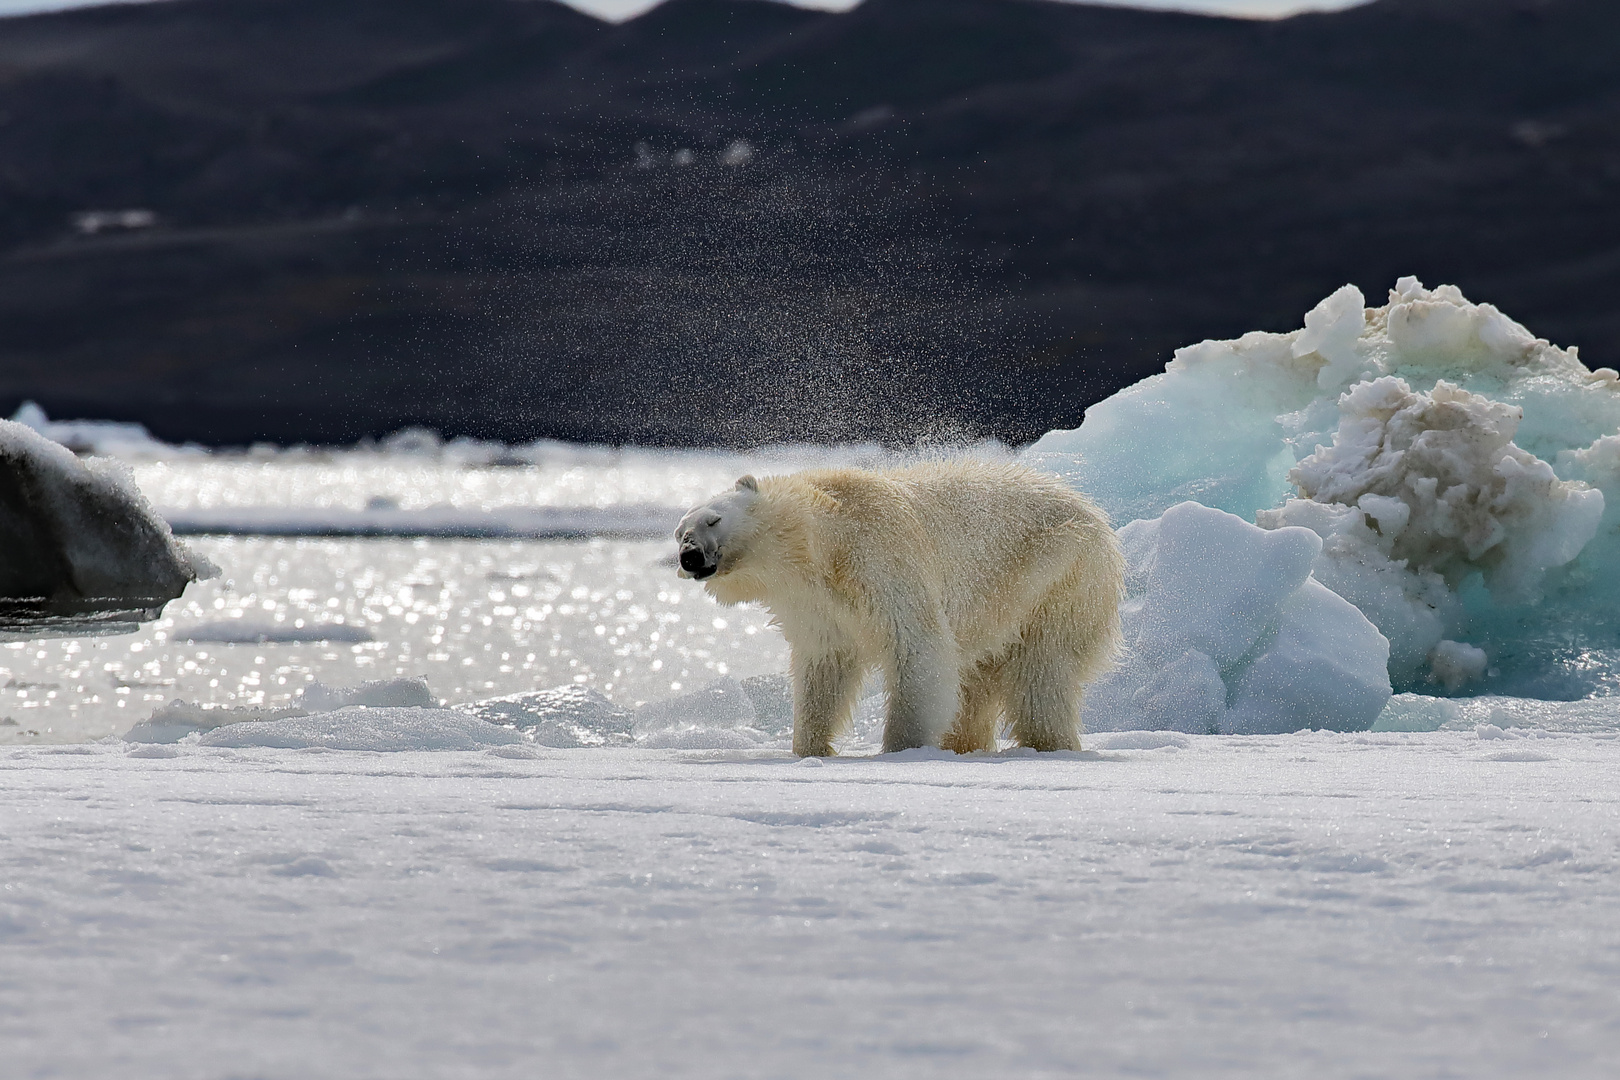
[675,461,1124,756]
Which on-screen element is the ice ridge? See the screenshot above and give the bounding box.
[1029,278,1620,698]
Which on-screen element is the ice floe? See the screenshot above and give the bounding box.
[160,502,682,539]
[630,676,777,749]
[125,676,794,753]
[119,670,1620,752]
[176,619,375,644]
[298,677,437,711]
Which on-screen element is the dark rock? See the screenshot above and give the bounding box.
[0,419,202,631]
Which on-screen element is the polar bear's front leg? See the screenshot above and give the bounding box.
[791,647,863,757]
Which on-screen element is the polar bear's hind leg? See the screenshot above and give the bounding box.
[940,659,1003,754]
[1004,545,1123,751]
[1004,621,1086,753]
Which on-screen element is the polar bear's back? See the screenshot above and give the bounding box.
[782,459,1109,551]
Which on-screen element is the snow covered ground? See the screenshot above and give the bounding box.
[5,733,1619,1078]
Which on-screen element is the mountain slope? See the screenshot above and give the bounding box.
[0,0,1615,445]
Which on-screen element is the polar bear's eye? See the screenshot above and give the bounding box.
[705,514,722,528]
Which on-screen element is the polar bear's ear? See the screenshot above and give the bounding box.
[735,475,759,493]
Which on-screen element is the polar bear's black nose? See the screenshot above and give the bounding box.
[679,547,708,574]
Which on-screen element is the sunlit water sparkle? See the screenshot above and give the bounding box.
[1,536,788,744]
[8,444,1014,745]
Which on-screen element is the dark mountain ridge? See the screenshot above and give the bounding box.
[0,0,1615,446]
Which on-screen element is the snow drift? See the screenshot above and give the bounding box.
[1029,278,1620,698]
[198,707,524,751]
[122,678,443,744]
[0,417,212,632]
[126,677,795,753]
[455,686,636,748]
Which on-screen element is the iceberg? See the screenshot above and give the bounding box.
[0,417,213,633]
[1257,376,1601,687]
[1028,278,1620,698]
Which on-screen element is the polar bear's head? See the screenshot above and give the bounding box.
[675,475,760,581]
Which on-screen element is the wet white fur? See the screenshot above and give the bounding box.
[676,462,1124,756]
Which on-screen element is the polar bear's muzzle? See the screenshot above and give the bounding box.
[679,545,718,580]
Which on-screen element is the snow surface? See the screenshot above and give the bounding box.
[1027,278,1620,697]
[5,735,1620,1078]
